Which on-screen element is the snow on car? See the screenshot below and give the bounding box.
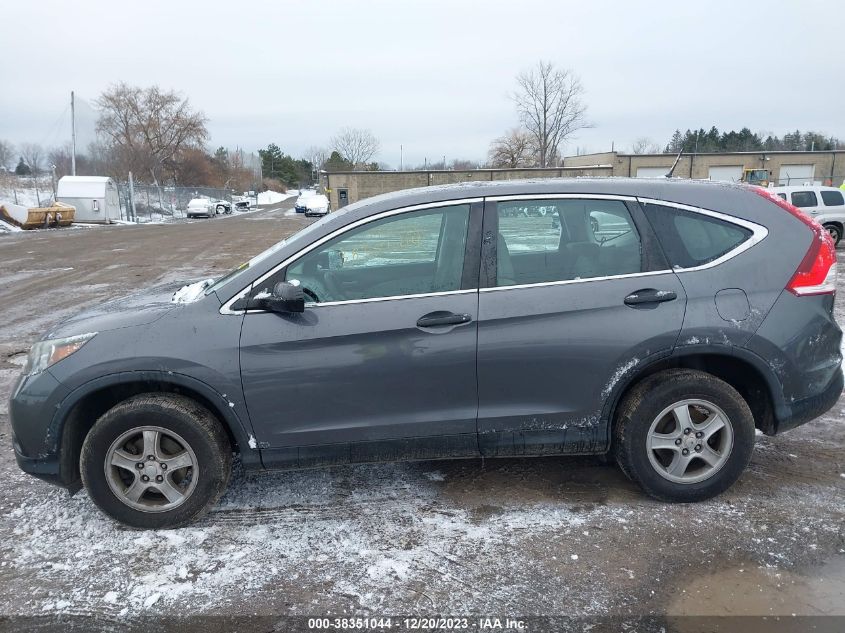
[294,191,315,213]
[304,193,330,217]
[185,198,214,219]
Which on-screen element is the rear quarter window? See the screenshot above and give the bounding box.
[821,190,844,206]
[641,203,752,269]
[791,191,818,207]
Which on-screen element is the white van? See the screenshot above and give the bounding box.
[773,185,845,245]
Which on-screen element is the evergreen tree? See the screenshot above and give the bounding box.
[14,157,30,175]
[665,129,684,153]
[323,151,353,172]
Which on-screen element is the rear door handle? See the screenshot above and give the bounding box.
[624,289,677,306]
[416,311,472,328]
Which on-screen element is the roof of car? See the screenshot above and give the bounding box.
[771,185,841,192]
[337,177,751,218]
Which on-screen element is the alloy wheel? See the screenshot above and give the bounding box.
[104,426,199,512]
[646,399,734,484]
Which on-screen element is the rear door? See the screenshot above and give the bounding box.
[476,195,687,456]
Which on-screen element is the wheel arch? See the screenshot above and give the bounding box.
[52,371,258,491]
[602,346,781,448]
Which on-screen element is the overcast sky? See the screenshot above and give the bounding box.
[2,0,841,168]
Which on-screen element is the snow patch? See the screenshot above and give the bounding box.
[601,357,640,397]
[255,191,295,205]
[171,279,214,304]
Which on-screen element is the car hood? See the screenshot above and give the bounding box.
[44,281,205,339]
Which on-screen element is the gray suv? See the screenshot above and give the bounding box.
[9,179,842,528]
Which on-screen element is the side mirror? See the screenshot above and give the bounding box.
[263,281,305,313]
[232,281,306,313]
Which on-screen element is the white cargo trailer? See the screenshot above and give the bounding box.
[56,176,121,223]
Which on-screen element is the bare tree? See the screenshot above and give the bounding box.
[95,83,208,182]
[512,61,590,167]
[303,145,329,171]
[450,158,480,170]
[488,128,535,168]
[0,140,15,171]
[330,128,380,168]
[631,137,661,154]
[20,142,44,175]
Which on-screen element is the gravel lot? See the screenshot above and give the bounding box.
[0,200,843,630]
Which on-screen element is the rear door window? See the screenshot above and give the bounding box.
[493,199,643,286]
[821,190,844,206]
[791,191,818,208]
[641,203,751,269]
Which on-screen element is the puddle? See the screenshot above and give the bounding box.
[666,557,845,616]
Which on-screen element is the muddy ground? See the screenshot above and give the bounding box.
[0,201,842,631]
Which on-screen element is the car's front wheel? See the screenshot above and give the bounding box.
[80,393,232,528]
[614,369,754,502]
[824,223,842,246]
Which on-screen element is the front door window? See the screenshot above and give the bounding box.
[272,204,471,303]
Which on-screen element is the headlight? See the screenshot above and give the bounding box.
[22,332,97,377]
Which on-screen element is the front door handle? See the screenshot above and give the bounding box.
[416,311,472,328]
[624,289,677,306]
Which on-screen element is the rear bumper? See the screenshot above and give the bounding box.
[775,366,843,433]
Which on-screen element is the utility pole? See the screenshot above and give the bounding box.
[71,91,77,176]
[128,171,137,222]
[400,145,403,171]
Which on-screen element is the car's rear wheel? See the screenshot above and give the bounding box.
[823,223,841,246]
[614,369,754,502]
[80,393,232,528]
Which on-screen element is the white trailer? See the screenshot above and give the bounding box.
[56,176,121,223]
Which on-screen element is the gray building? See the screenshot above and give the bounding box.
[321,150,845,209]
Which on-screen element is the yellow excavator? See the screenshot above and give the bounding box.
[741,168,771,187]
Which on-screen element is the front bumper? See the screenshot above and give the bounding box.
[9,369,74,489]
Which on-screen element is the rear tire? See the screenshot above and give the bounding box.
[80,393,232,529]
[614,369,754,502]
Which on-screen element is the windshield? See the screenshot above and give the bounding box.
[204,215,333,296]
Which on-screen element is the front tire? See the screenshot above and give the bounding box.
[824,223,841,246]
[614,369,754,502]
[80,394,232,529]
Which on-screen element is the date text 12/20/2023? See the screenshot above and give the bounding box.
[307,617,527,630]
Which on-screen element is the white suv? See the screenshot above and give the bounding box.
[774,185,845,245]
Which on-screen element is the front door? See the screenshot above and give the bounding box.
[338,188,349,208]
[239,202,482,465]
[476,196,687,456]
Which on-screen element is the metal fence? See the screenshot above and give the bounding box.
[116,183,236,222]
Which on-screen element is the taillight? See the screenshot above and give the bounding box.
[751,187,837,296]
